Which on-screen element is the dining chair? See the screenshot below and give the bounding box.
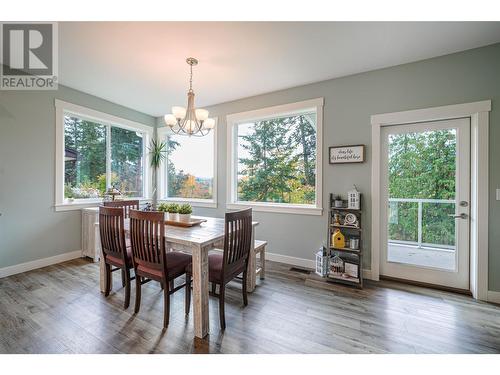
[99,206,134,309]
[186,208,253,330]
[129,209,192,329]
[103,199,140,218]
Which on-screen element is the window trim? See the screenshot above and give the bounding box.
[54,99,154,212]
[157,119,218,208]
[226,98,323,215]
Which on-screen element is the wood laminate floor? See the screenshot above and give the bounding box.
[0,258,499,354]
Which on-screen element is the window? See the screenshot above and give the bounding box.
[227,98,323,215]
[158,123,217,207]
[55,100,152,210]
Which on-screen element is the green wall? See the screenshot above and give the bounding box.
[0,85,155,268]
[160,43,500,291]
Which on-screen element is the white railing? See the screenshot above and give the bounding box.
[388,198,455,250]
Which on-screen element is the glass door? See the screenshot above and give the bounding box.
[380,118,470,290]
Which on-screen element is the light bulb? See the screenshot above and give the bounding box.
[204,118,215,129]
[172,106,186,119]
[195,108,209,122]
[164,114,176,126]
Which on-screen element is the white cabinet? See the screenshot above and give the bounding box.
[82,207,100,262]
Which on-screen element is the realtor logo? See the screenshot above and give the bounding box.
[1,22,58,90]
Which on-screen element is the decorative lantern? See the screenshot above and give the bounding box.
[315,248,329,277]
[330,254,344,275]
[347,185,360,210]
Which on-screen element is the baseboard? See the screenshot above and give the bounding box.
[265,251,373,280]
[487,290,500,304]
[0,250,82,279]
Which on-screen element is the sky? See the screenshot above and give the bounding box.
[169,134,214,178]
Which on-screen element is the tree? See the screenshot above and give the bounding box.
[237,114,316,204]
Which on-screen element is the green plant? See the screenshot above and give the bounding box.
[166,203,180,213]
[148,139,167,168]
[157,203,169,212]
[178,203,192,215]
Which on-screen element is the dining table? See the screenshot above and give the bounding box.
[94,215,259,338]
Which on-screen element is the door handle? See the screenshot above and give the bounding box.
[448,213,468,219]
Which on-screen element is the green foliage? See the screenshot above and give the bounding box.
[157,203,169,212]
[166,203,179,213]
[148,139,167,169]
[388,130,456,246]
[178,204,193,215]
[237,114,316,204]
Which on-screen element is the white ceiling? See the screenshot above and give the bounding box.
[59,22,500,117]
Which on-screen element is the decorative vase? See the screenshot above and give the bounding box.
[178,213,191,223]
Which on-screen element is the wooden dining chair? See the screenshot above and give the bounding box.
[186,208,253,330]
[99,206,134,309]
[104,199,139,218]
[129,209,192,329]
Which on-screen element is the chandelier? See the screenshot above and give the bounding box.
[163,57,215,137]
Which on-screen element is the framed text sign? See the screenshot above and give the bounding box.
[329,145,365,164]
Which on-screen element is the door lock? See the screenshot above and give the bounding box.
[459,201,468,207]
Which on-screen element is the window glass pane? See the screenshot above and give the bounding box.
[64,115,106,199]
[166,134,214,199]
[111,126,144,197]
[236,112,316,205]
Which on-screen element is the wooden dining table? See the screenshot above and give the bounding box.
[94,215,259,338]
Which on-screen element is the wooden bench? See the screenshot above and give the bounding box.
[254,240,267,280]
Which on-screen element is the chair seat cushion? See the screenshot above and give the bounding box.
[106,246,132,267]
[187,252,245,284]
[136,251,192,280]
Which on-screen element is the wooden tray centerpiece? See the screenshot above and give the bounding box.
[158,202,205,227]
[165,217,207,227]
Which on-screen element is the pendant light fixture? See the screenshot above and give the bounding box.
[163,57,215,137]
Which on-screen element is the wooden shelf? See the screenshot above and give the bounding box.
[330,207,361,212]
[330,246,361,254]
[331,224,362,231]
[327,273,360,285]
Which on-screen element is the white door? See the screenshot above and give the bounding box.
[380,118,470,290]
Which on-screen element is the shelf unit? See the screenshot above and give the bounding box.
[326,193,363,288]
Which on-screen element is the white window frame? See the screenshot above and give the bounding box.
[226,98,323,215]
[54,99,153,212]
[157,119,218,208]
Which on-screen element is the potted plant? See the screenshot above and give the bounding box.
[148,139,167,210]
[157,203,169,219]
[178,203,193,223]
[166,203,180,221]
[334,195,343,208]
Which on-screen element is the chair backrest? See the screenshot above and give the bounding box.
[99,206,128,265]
[103,200,140,218]
[222,208,253,279]
[129,209,166,275]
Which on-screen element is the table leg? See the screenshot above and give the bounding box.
[95,223,108,293]
[246,227,257,292]
[192,244,209,338]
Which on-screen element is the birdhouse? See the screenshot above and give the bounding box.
[332,229,345,249]
[347,185,360,210]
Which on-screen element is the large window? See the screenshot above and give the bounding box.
[159,126,217,206]
[227,99,323,215]
[56,100,152,210]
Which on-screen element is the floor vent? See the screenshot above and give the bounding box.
[290,267,311,275]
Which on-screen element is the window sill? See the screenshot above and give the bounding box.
[159,198,217,209]
[227,202,323,216]
[54,198,151,212]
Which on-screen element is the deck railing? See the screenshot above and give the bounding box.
[388,198,456,251]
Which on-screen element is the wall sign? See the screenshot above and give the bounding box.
[329,145,365,164]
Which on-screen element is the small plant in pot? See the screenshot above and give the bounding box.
[166,203,180,221]
[178,204,193,223]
